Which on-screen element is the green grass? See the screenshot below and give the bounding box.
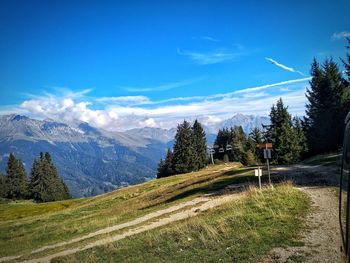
[52,182,310,263]
[0,198,84,221]
[1,163,258,258]
[301,152,342,166]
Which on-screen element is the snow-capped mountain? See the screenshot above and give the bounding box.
[0,114,167,197]
[0,113,269,197]
[218,113,270,133]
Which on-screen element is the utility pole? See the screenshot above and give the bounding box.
[208,146,215,165]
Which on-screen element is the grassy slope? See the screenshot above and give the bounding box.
[1,163,258,257]
[53,183,310,263]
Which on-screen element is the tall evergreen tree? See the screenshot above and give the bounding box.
[305,58,350,154]
[29,152,70,202]
[0,174,7,198]
[249,127,263,163]
[5,153,28,199]
[266,98,302,164]
[230,126,247,163]
[163,149,174,176]
[157,149,175,178]
[172,120,196,174]
[192,120,208,170]
[156,158,166,179]
[293,117,308,160]
[214,128,231,160]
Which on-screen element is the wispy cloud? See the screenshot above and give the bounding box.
[96,96,150,106]
[9,77,310,131]
[177,48,239,65]
[198,36,220,42]
[332,31,350,40]
[123,78,202,92]
[265,57,306,76]
[231,77,311,95]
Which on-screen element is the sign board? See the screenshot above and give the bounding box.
[257,143,273,149]
[263,149,272,159]
[254,168,262,177]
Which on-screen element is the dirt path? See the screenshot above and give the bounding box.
[20,192,243,263]
[0,196,209,263]
[261,164,341,263]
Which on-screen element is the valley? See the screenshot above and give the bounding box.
[0,114,269,197]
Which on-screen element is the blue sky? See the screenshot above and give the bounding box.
[0,0,349,130]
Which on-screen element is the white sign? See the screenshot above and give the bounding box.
[254,168,262,177]
[264,149,272,159]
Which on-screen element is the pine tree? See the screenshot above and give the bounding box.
[305,58,350,154]
[214,128,231,160]
[163,149,174,176]
[0,174,7,198]
[230,126,247,163]
[29,152,70,202]
[156,158,166,179]
[249,127,263,163]
[5,153,28,199]
[29,158,45,201]
[192,120,208,170]
[266,98,301,164]
[172,120,196,174]
[293,117,308,160]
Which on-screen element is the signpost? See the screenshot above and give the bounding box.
[257,143,272,185]
[256,143,272,149]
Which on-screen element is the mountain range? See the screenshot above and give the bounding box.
[0,113,269,197]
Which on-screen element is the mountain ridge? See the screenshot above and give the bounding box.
[0,113,269,197]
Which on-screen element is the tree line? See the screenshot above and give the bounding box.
[158,38,350,172]
[213,126,261,165]
[157,120,207,178]
[221,38,350,165]
[0,152,70,202]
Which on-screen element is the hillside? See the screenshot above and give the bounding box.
[0,114,269,197]
[0,114,167,197]
[0,163,314,263]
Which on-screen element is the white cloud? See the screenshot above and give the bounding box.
[123,78,202,92]
[9,78,311,131]
[198,36,220,42]
[177,48,237,65]
[332,31,350,40]
[96,96,150,105]
[265,57,306,76]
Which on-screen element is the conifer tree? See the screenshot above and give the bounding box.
[214,128,231,160]
[293,117,308,160]
[305,58,350,154]
[163,148,174,176]
[249,127,263,162]
[29,158,45,201]
[172,120,196,174]
[5,153,28,199]
[266,98,301,164]
[156,158,166,179]
[0,174,7,198]
[192,120,208,170]
[29,152,70,202]
[230,126,247,163]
